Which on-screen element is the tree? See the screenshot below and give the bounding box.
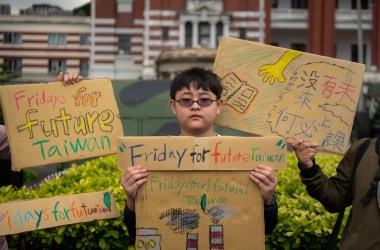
[73,2,91,16]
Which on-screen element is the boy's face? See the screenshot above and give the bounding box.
[169,83,224,137]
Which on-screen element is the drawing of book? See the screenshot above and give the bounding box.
[221,73,258,114]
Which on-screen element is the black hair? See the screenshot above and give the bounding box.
[170,67,223,100]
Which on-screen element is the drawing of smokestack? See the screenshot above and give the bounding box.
[186,233,198,250]
[209,225,224,250]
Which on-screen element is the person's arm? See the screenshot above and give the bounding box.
[120,166,148,241]
[292,139,361,212]
[249,165,278,234]
[264,194,278,234]
[123,203,136,241]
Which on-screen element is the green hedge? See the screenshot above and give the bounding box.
[1,152,344,249]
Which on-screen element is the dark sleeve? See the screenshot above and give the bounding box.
[264,195,278,234]
[123,204,136,241]
[299,139,367,213]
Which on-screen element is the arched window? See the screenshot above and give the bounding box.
[185,22,192,48]
[199,22,210,47]
[216,22,223,47]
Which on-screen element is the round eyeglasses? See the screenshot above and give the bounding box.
[175,98,217,107]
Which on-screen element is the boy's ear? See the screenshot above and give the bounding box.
[216,99,224,114]
[169,99,177,115]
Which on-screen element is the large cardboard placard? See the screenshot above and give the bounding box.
[117,136,287,249]
[213,37,366,155]
[0,191,120,236]
[0,79,124,169]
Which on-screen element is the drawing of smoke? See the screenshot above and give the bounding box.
[221,72,258,115]
[206,205,240,224]
[159,208,200,234]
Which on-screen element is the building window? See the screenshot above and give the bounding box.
[351,44,367,63]
[291,43,306,52]
[185,22,192,48]
[216,22,223,47]
[352,0,369,9]
[291,0,308,9]
[118,34,131,54]
[80,34,89,45]
[80,60,89,75]
[48,60,66,74]
[0,5,11,15]
[239,28,247,40]
[162,27,169,43]
[199,22,210,47]
[4,33,22,45]
[4,59,22,73]
[272,0,279,8]
[48,34,66,46]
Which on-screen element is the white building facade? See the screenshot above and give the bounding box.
[0,0,379,82]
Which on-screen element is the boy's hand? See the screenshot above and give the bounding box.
[291,139,319,170]
[57,72,83,85]
[120,166,148,212]
[249,165,277,205]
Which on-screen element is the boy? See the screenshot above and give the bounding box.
[58,68,278,240]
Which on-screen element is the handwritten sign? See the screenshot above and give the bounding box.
[0,79,124,169]
[117,136,286,249]
[0,191,120,236]
[213,37,366,155]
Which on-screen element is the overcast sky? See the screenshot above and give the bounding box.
[1,0,90,14]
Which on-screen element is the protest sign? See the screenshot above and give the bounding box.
[213,37,366,155]
[0,191,120,236]
[117,136,286,249]
[0,79,124,169]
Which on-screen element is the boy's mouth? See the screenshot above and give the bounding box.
[190,114,201,118]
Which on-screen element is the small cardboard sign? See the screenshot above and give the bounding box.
[213,37,366,155]
[0,79,124,169]
[117,136,287,171]
[117,136,286,249]
[0,191,120,236]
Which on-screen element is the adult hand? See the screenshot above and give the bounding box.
[120,165,148,212]
[250,165,277,205]
[57,72,83,85]
[291,139,319,169]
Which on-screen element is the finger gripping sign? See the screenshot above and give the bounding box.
[0,79,124,169]
[0,191,120,236]
[117,136,287,249]
[214,37,366,155]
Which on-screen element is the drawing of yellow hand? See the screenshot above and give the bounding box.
[259,50,302,85]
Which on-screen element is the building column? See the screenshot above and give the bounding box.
[308,0,336,57]
[372,0,380,69]
[192,20,199,48]
[210,20,216,49]
[223,20,230,38]
[179,20,185,48]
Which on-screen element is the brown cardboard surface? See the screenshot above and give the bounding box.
[117,136,286,249]
[0,191,120,236]
[0,79,124,169]
[213,37,366,155]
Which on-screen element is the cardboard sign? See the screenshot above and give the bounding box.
[0,79,124,169]
[0,191,120,236]
[117,136,286,249]
[213,37,366,155]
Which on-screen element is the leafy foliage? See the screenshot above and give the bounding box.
[73,2,91,16]
[2,152,344,249]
